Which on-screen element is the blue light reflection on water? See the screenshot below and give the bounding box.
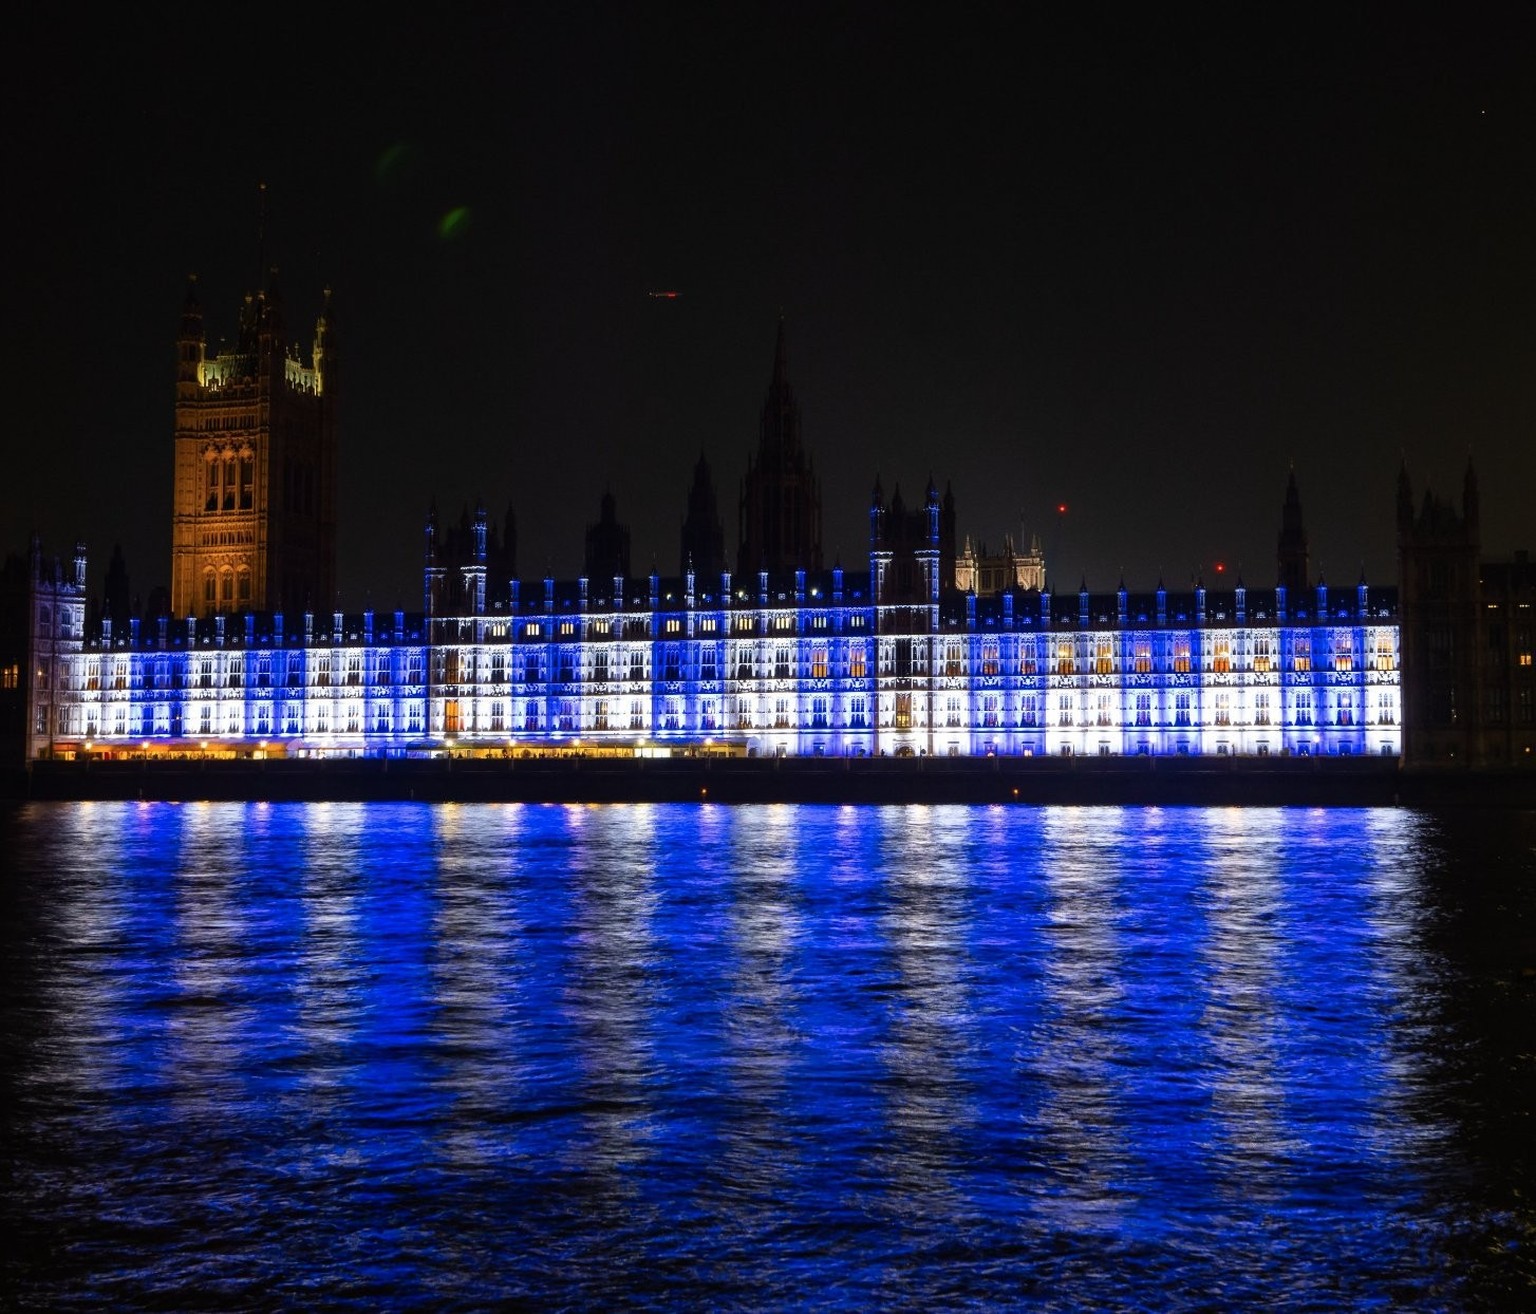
[1,801,1531,1309]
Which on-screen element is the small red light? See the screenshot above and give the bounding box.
[1057,503,1068,514]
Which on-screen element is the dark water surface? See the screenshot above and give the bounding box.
[2,802,1533,1310]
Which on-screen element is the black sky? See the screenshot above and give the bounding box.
[5,5,1533,609]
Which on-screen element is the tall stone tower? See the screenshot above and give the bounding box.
[738,321,823,574]
[170,273,337,617]
[1397,457,1485,765]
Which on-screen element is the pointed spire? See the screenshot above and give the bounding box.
[1396,454,1414,534]
[741,316,821,570]
[1277,468,1310,594]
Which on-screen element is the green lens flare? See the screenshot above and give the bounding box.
[438,207,471,240]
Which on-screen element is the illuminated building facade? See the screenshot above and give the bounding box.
[10,302,1410,764]
[170,275,337,617]
[955,532,1046,595]
[26,478,1402,762]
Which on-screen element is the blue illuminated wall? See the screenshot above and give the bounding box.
[42,554,1401,761]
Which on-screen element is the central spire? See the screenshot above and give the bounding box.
[739,320,822,572]
[757,316,801,465]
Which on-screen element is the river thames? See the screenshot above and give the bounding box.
[2,801,1532,1309]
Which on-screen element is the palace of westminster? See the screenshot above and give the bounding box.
[4,275,1534,769]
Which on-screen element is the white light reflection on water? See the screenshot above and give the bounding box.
[2,800,1530,1310]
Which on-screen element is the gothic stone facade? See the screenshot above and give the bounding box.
[171,277,337,618]
[30,541,1402,762]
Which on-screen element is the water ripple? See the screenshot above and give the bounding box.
[2,801,1533,1309]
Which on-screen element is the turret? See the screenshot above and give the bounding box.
[869,476,886,547]
[424,501,443,616]
[312,288,334,394]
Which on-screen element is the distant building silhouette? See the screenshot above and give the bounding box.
[679,454,725,578]
[1277,469,1310,596]
[738,322,822,573]
[585,491,631,582]
[1397,458,1535,767]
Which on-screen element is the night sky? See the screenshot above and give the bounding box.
[6,6,1533,611]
